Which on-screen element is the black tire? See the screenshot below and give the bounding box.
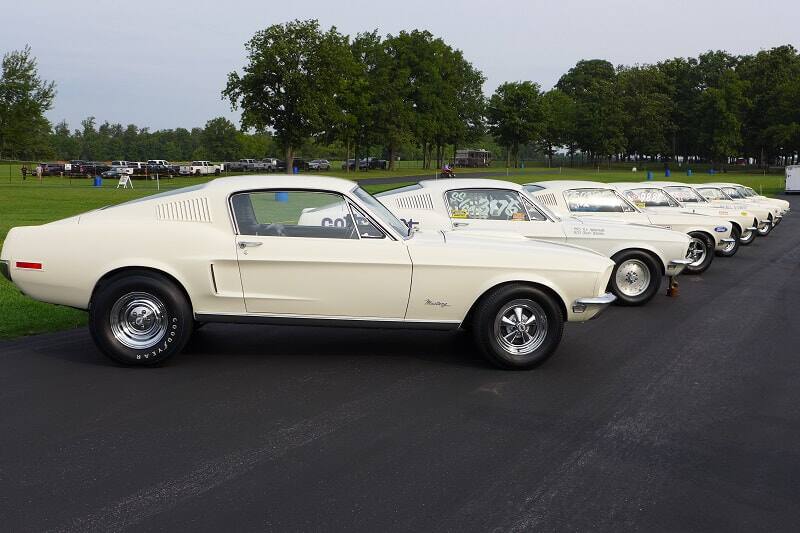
[684,232,715,275]
[471,285,564,370]
[739,220,757,245]
[757,215,773,236]
[215,169,221,175]
[195,170,201,176]
[89,271,193,366]
[608,250,661,306]
[715,225,740,257]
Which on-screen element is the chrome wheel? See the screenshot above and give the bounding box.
[757,220,772,236]
[740,229,754,244]
[614,259,651,297]
[687,238,707,267]
[721,238,737,253]
[109,291,168,349]
[493,299,548,356]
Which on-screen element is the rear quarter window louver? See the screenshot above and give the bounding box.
[537,193,558,207]
[156,197,212,222]
[395,193,434,210]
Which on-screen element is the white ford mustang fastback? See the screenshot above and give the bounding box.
[377,179,692,306]
[524,180,736,275]
[610,182,758,252]
[703,182,788,228]
[0,175,617,370]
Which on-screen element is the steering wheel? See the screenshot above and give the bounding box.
[262,223,286,237]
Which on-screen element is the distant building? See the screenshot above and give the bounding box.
[455,149,492,168]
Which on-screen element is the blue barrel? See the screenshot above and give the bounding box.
[709,168,715,175]
[687,169,693,177]
[292,166,299,175]
[275,191,289,202]
[93,176,102,187]
[665,168,671,177]
[646,171,653,180]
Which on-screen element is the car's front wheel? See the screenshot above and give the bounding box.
[609,251,660,306]
[715,225,740,257]
[684,232,714,274]
[89,271,193,365]
[471,285,564,370]
[757,216,773,236]
[739,221,756,245]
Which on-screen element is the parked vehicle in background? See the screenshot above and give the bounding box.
[678,183,780,236]
[787,165,800,194]
[706,182,790,220]
[75,161,111,177]
[610,182,759,252]
[254,158,278,172]
[146,160,177,177]
[378,179,692,306]
[524,180,736,275]
[308,159,331,171]
[455,149,492,168]
[101,168,129,179]
[38,163,65,176]
[341,157,388,171]
[179,161,222,176]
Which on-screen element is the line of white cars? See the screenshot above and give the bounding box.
[0,175,788,371]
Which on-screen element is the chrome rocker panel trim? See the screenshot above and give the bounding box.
[195,312,461,331]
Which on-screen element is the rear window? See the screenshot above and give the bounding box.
[564,189,636,213]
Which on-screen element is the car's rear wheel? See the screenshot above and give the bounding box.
[89,272,193,365]
[757,215,773,236]
[471,285,564,370]
[609,251,660,306]
[715,225,740,257]
[684,232,714,274]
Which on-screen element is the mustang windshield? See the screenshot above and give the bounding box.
[722,187,744,199]
[696,187,732,201]
[663,186,707,204]
[352,186,412,238]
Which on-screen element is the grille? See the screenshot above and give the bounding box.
[394,193,434,210]
[156,197,212,222]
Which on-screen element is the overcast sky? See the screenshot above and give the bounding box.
[3,0,798,131]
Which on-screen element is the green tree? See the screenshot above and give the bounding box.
[0,46,56,160]
[539,89,575,166]
[557,59,625,163]
[486,81,544,167]
[223,19,353,173]
[202,116,240,160]
[616,65,674,159]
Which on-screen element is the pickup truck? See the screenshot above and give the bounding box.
[254,158,279,172]
[146,160,178,177]
[179,161,222,176]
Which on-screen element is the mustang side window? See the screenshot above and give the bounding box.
[564,189,636,213]
[696,188,727,201]
[231,191,359,239]
[445,189,531,221]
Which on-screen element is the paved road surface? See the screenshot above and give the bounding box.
[2,197,799,532]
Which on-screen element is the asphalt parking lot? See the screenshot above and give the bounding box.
[2,196,799,532]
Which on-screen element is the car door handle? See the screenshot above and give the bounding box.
[452,222,470,227]
[238,241,263,249]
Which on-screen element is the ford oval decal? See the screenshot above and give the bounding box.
[714,226,727,232]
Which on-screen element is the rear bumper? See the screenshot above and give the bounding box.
[572,292,616,320]
[0,260,10,282]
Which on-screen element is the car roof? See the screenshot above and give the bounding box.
[609,182,669,190]
[203,174,358,194]
[418,178,523,192]
[524,180,616,191]
[701,182,743,188]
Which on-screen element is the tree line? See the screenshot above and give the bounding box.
[2,25,800,170]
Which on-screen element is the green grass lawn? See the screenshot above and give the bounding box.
[0,167,787,339]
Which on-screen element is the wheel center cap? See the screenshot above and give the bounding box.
[625,271,639,283]
[516,323,528,333]
[129,306,153,330]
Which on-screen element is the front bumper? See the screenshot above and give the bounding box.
[572,292,616,320]
[668,258,693,276]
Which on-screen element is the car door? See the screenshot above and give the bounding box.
[231,189,412,319]
[442,188,566,241]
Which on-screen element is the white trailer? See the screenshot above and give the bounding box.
[786,165,800,193]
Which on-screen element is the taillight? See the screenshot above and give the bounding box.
[16,261,42,270]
